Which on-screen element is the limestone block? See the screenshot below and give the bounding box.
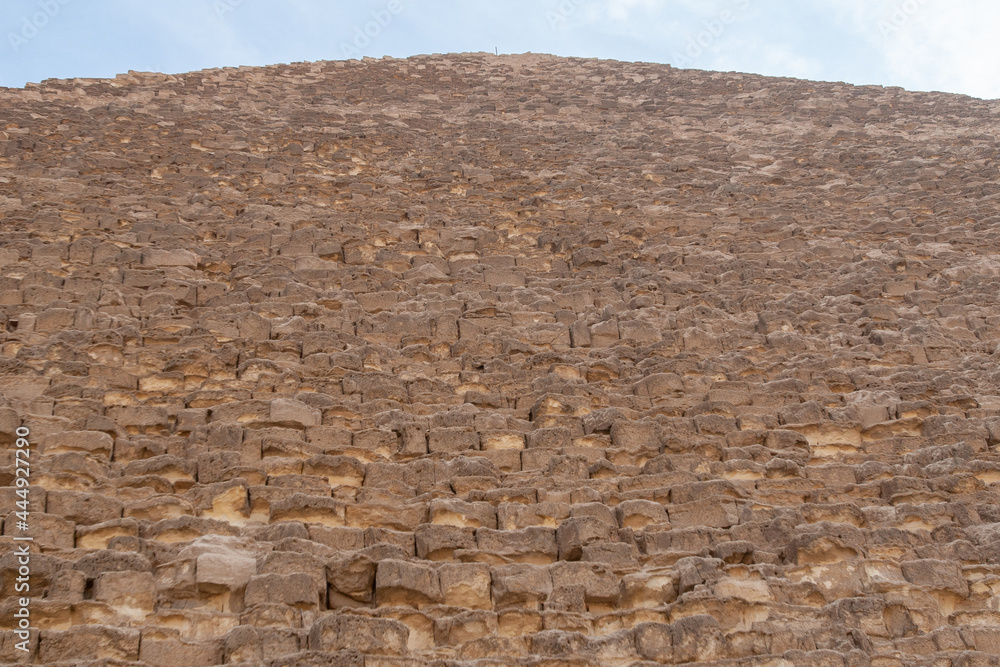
[142,249,199,268]
[195,552,256,590]
[47,569,86,602]
[93,571,156,619]
[481,430,525,451]
[76,518,140,550]
[712,540,755,564]
[308,614,409,656]
[674,557,724,594]
[672,615,727,663]
[525,427,573,450]
[581,542,638,565]
[345,501,426,531]
[303,454,365,488]
[589,320,620,348]
[38,626,140,663]
[415,524,476,560]
[46,490,123,525]
[39,430,114,460]
[327,552,377,604]
[351,428,398,457]
[427,426,479,453]
[491,564,552,609]
[258,550,327,603]
[900,559,970,598]
[269,494,345,527]
[476,526,558,564]
[615,499,668,529]
[635,622,673,662]
[269,398,321,428]
[609,421,661,450]
[556,516,617,561]
[667,497,739,529]
[223,625,301,663]
[619,319,660,345]
[429,497,497,528]
[308,525,365,551]
[364,528,415,553]
[550,562,620,607]
[497,501,570,530]
[620,571,678,609]
[106,405,170,431]
[138,634,223,667]
[245,573,319,609]
[375,559,442,607]
[439,563,492,609]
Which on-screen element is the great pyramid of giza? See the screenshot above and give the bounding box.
[1,53,1000,665]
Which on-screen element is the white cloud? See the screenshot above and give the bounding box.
[814,0,1000,98]
[883,2,1000,98]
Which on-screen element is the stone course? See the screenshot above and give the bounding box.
[0,52,1000,665]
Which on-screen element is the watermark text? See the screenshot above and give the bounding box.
[7,0,72,53]
[340,0,404,59]
[11,425,32,653]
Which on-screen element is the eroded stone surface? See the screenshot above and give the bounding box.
[1,53,1000,665]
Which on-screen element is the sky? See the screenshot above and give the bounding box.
[0,0,997,99]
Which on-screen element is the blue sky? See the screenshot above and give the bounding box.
[1,0,996,99]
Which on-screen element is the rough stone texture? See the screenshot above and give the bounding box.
[1,52,1000,665]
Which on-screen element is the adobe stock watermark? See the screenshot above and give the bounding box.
[11,426,32,653]
[878,0,931,38]
[671,0,752,69]
[7,0,72,54]
[547,0,588,31]
[214,0,245,20]
[340,0,404,59]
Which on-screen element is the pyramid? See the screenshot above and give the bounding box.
[1,53,999,665]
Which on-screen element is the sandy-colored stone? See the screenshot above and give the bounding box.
[0,52,997,666]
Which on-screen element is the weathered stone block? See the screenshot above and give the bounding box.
[477,526,558,564]
[439,563,492,609]
[196,551,256,589]
[309,614,409,656]
[556,515,617,561]
[376,559,442,607]
[245,573,319,609]
[38,626,140,663]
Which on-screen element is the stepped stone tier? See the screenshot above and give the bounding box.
[1,52,1000,666]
